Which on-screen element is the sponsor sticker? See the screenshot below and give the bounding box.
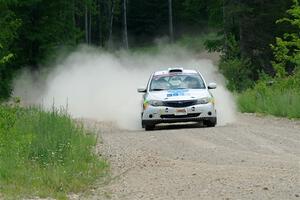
[167,89,189,97]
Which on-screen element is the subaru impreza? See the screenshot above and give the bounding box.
[138,68,217,130]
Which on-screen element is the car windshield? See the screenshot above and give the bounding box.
[150,73,205,91]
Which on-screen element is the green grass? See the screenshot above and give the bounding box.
[0,105,108,199]
[238,89,300,118]
[238,74,300,119]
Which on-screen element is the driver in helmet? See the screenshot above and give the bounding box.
[184,76,200,89]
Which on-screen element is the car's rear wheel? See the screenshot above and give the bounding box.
[204,117,217,127]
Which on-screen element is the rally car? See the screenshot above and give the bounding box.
[138,68,217,131]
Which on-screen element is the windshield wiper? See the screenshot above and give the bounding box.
[151,88,165,91]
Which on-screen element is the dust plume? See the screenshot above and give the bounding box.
[13,45,236,129]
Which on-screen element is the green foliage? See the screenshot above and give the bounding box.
[215,34,254,92]
[177,0,219,27]
[271,0,300,76]
[239,0,300,118]
[14,0,81,65]
[214,0,293,86]
[0,53,13,65]
[219,57,253,92]
[0,3,22,100]
[177,32,220,52]
[238,70,300,118]
[0,0,225,100]
[0,105,108,199]
[211,0,292,92]
[0,44,13,65]
[203,30,224,53]
[0,4,21,48]
[222,34,241,60]
[206,0,223,27]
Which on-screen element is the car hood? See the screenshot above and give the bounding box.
[148,89,210,101]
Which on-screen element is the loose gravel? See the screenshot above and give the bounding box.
[77,114,300,200]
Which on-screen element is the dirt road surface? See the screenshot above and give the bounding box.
[77,114,300,200]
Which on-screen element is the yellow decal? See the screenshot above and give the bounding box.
[143,100,149,110]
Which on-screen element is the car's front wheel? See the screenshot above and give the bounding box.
[145,124,155,131]
[142,119,155,131]
[204,117,217,127]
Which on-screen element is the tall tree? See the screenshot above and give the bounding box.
[108,0,115,48]
[89,7,92,44]
[0,1,21,99]
[238,0,292,76]
[272,0,300,76]
[98,0,103,46]
[85,5,89,43]
[123,0,129,49]
[168,0,174,42]
[223,0,229,52]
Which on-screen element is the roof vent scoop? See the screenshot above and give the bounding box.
[168,68,183,73]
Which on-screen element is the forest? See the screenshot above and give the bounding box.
[0,0,300,117]
[1,0,299,100]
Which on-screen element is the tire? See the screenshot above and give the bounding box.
[204,118,217,127]
[145,124,155,131]
[142,118,155,131]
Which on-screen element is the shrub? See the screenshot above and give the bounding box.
[219,58,253,92]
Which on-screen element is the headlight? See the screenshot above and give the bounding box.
[148,100,164,107]
[197,97,212,104]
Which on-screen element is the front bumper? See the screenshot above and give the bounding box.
[142,103,217,125]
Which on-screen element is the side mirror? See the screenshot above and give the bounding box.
[208,82,217,90]
[137,88,147,93]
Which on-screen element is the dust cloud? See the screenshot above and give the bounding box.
[13,45,236,129]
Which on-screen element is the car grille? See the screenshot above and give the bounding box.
[163,100,197,108]
[161,113,201,119]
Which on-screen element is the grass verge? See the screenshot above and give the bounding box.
[0,104,108,199]
[238,72,300,118]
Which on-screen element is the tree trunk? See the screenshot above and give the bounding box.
[239,15,246,58]
[168,0,174,43]
[99,0,103,47]
[71,0,76,45]
[85,5,88,44]
[123,0,129,49]
[72,0,76,28]
[89,9,92,44]
[223,0,229,53]
[108,0,115,48]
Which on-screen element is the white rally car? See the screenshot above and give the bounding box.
[138,68,217,130]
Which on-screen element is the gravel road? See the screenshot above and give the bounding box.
[78,114,300,200]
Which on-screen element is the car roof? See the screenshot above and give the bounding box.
[153,68,198,76]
